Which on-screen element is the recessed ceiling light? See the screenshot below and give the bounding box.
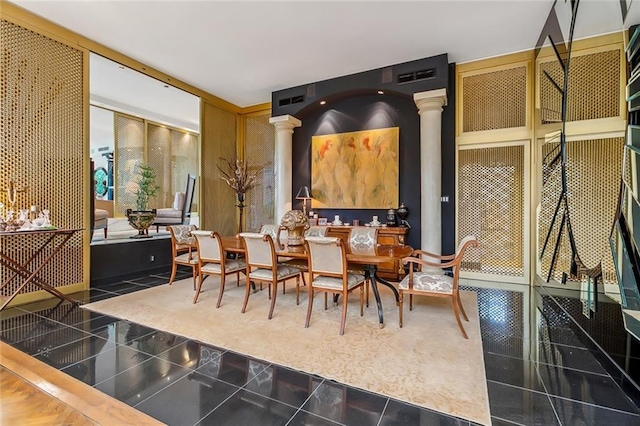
[377,90,384,95]
[320,100,326,105]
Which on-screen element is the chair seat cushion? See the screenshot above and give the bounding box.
[399,272,453,293]
[156,208,183,218]
[175,252,199,264]
[249,265,301,281]
[313,273,365,290]
[201,259,246,274]
[95,209,109,220]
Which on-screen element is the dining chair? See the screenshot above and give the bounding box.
[167,224,199,289]
[305,225,328,238]
[239,232,303,319]
[398,235,478,339]
[305,236,366,335]
[192,230,246,306]
[348,226,379,306]
[260,223,301,291]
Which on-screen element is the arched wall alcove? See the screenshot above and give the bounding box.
[272,54,456,252]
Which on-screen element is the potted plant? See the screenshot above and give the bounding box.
[126,164,160,238]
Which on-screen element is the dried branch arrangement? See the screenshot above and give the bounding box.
[217,157,258,195]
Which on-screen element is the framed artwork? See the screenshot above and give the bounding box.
[318,218,328,226]
[311,127,399,209]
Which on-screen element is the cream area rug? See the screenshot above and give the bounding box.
[84,277,490,425]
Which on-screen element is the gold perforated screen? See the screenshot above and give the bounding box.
[201,101,237,235]
[458,145,524,276]
[244,113,275,231]
[147,123,172,209]
[539,137,623,284]
[172,131,199,213]
[1,20,85,295]
[114,114,144,215]
[539,49,621,124]
[462,66,527,132]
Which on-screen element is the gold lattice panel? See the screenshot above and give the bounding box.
[147,123,172,208]
[0,20,84,295]
[201,101,237,235]
[539,138,623,284]
[458,145,525,276]
[566,137,623,282]
[244,113,275,231]
[539,49,621,124]
[171,131,199,213]
[462,66,527,132]
[114,114,144,214]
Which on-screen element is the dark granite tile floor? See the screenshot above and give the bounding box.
[2,269,640,425]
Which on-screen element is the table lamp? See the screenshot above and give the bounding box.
[296,186,312,216]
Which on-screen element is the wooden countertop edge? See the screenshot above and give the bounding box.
[0,341,165,425]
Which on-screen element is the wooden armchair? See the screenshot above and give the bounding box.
[167,224,199,289]
[191,230,245,306]
[239,232,303,319]
[305,236,366,335]
[399,235,478,338]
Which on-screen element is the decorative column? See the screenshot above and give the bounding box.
[269,114,302,222]
[414,89,447,255]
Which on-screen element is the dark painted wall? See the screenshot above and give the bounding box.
[272,53,456,252]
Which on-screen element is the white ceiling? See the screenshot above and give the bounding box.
[13,0,640,112]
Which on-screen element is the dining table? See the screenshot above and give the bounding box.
[220,235,413,328]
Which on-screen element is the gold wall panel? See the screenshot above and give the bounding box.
[201,101,237,235]
[171,131,199,213]
[458,145,525,276]
[244,113,275,231]
[114,114,144,215]
[0,19,85,295]
[147,123,172,209]
[462,66,527,132]
[539,49,621,124]
[539,138,623,284]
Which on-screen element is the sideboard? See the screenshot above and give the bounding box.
[325,226,409,281]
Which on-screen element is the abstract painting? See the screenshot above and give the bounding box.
[311,127,399,209]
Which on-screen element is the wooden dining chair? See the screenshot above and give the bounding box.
[239,232,303,319]
[398,235,478,339]
[348,226,379,306]
[305,236,366,335]
[191,230,246,306]
[167,224,199,289]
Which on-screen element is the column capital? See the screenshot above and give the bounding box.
[269,114,302,131]
[414,88,447,114]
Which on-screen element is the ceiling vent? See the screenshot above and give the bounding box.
[278,95,305,107]
[397,68,436,84]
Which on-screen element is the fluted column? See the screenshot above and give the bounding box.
[269,114,302,222]
[414,89,447,255]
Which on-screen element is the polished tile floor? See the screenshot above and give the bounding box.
[2,270,640,425]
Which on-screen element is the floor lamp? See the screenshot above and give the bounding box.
[296,186,312,216]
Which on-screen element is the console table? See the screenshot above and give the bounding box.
[0,228,81,310]
[325,226,409,281]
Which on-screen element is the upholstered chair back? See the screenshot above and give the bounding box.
[169,224,197,246]
[240,232,275,268]
[305,226,328,238]
[348,226,378,255]
[306,237,344,275]
[192,230,222,262]
[259,224,280,238]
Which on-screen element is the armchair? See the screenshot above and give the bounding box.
[153,174,196,232]
[398,235,478,339]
